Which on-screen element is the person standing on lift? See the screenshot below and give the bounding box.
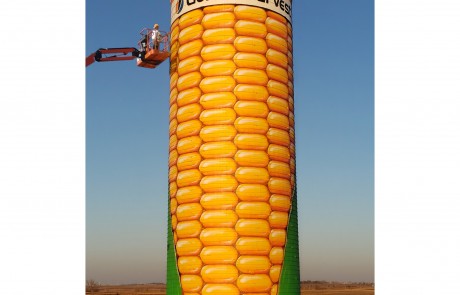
[152,24,161,50]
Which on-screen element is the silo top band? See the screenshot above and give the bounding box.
[171,0,292,23]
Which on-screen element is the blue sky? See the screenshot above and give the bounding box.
[86,0,374,284]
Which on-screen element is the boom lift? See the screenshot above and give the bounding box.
[86,28,170,69]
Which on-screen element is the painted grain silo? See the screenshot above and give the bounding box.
[167,1,298,294]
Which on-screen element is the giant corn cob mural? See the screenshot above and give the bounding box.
[168,1,299,294]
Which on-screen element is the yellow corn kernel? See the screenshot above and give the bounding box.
[234,36,267,54]
[234,5,267,22]
[237,274,272,293]
[201,284,239,295]
[288,80,294,96]
[201,265,238,284]
[170,72,178,91]
[269,195,291,212]
[269,229,286,247]
[170,197,178,214]
[267,10,287,24]
[234,68,268,85]
[268,160,291,179]
[202,12,236,29]
[266,17,288,39]
[236,202,271,219]
[267,80,289,100]
[183,293,199,295]
[234,52,267,70]
[201,44,236,61]
[235,167,270,184]
[177,256,203,274]
[177,169,202,187]
[176,186,203,204]
[178,56,203,76]
[177,87,201,107]
[170,50,178,69]
[268,177,291,196]
[176,203,203,221]
[169,165,177,182]
[270,265,281,283]
[234,101,269,118]
[172,214,178,230]
[233,84,269,101]
[200,125,237,142]
[200,92,236,109]
[200,76,236,93]
[236,184,270,202]
[266,49,288,69]
[235,150,269,168]
[234,134,269,150]
[235,219,270,237]
[181,275,203,293]
[177,71,202,92]
[199,158,237,176]
[179,39,204,60]
[200,192,238,210]
[200,108,236,125]
[288,65,294,81]
[202,28,236,45]
[200,246,238,265]
[179,24,204,45]
[267,96,289,115]
[176,119,202,139]
[291,174,295,187]
[271,284,278,295]
[203,4,235,13]
[200,228,238,246]
[200,210,238,227]
[177,152,201,171]
[169,149,178,167]
[179,9,204,30]
[200,60,236,77]
[269,247,284,264]
[267,128,290,147]
[176,220,202,239]
[176,238,203,256]
[266,33,288,54]
[269,211,289,229]
[235,20,267,38]
[170,24,179,43]
[169,181,177,198]
[268,144,291,163]
[237,256,271,274]
[235,117,269,134]
[289,110,295,127]
[200,175,239,193]
[288,35,293,52]
[170,87,178,105]
[177,136,202,155]
[290,157,296,171]
[170,103,178,122]
[199,141,237,159]
[236,237,271,255]
[177,103,201,123]
[266,64,288,84]
[288,94,294,110]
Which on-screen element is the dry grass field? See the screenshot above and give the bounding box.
[87,282,374,295]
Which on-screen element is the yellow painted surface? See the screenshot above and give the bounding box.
[169,5,294,294]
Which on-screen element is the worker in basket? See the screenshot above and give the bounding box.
[152,24,161,50]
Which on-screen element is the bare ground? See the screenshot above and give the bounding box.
[87,282,374,295]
